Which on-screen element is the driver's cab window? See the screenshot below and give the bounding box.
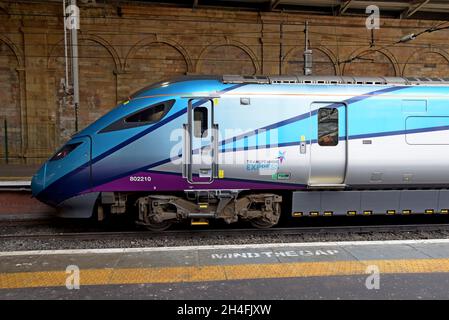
[318,107,338,146]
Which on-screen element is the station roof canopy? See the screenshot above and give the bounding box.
[136,0,449,20]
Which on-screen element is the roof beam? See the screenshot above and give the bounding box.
[338,0,353,16]
[270,0,282,11]
[400,0,430,19]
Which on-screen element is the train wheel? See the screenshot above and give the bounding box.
[143,220,173,231]
[249,202,281,229]
[250,218,277,229]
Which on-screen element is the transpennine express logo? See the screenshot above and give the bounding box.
[277,151,286,164]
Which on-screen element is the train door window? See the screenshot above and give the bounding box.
[194,107,208,138]
[318,107,338,146]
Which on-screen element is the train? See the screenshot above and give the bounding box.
[31,74,449,230]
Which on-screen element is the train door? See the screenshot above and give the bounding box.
[309,103,347,185]
[182,98,219,184]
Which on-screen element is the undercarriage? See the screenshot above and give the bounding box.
[98,191,282,231]
[136,191,282,230]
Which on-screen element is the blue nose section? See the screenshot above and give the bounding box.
[31,163,46,197]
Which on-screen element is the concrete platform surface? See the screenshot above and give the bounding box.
[0,164,39,181]
[2,239,449,299]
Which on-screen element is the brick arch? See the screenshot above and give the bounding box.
[342,48,399,77]
[121,38,190,99]
[283,46,337,75]
[82,34,121,71]
[0,35,24,68]
[403,48,449,78]
[47,36,118,142]
[124,36,192,72]
[196,40,260,75]
[48,34,121,71]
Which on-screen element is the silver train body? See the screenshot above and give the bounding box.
[31,75,449,228]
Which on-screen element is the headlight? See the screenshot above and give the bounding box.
[50,142,82,161]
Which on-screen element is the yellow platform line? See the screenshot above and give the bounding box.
[2,258,449,289]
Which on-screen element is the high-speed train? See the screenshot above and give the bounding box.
[32,75,449,230]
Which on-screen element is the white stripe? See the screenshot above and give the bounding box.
[1,238,449,257]
[0,181,30,187]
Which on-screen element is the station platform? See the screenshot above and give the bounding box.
[2,239,449,299]
[0,164,38,182]
[0,164,55,220]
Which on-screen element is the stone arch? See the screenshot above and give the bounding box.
[283,46,337,75]
[47,34,121,71]
[196,39,260,75]
[0,34,23,68]
[120,37,190,99]
[0,37,22,162]
[403,47,449,78]
[82,34,121,71]
[342,48,399,77]
[47,36,118,142]
[124,36,192,72]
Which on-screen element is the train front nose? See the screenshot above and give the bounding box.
[31,163,46,198]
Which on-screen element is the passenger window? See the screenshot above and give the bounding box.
[125,103,166,123]
[318,108,338,146]
[194,107,208,138]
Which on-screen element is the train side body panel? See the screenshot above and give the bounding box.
[30,77,449,219]
[346,86,449,186]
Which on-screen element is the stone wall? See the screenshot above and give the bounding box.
[0,1,448,163]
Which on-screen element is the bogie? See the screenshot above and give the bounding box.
[131,192,283,230]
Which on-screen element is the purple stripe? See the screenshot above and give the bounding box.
[91,171,306,192]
